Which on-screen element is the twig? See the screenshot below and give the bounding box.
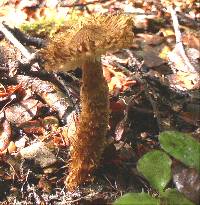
[3,24,46,48]
[168,6,196,73]
[169,7,182,44]
[144,88,162,131]
[0,22,32,59]
[61,0,110,7]
[177,12,200,29]
[0,96,17,115]
[103,174,119,191]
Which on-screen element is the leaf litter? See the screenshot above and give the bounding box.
[0,0,200,204]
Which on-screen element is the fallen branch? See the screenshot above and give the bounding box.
[0,22,32,59]
[168,6,196,73]
[177,12,200,29]
[3,24,46,48]
[60,0,111,7]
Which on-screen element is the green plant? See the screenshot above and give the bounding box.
[137,150,172,193]
[114,192,160,205]
[113,131,199,205]
[20,16,65,38]
[159,131,200,172]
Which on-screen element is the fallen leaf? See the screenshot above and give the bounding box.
[168,71,200,90]
[159,45,171,60]
[5,99,41,125]
[19,142,57,168]
[173,164,200,204]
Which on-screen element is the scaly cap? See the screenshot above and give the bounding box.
[40,14,134,71]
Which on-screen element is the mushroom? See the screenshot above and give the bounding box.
[40,14,134,190]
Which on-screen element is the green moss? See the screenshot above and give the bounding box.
[19,10,83,38]
[19,16,65,38]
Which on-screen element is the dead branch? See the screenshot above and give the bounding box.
[3,25,46,48]
[0,22,32,59]
[177,12,200,29]
[60,0,111,7]
[168,6,196,73]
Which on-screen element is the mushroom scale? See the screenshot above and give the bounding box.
[40,14,134,191]
[40,14,133,72]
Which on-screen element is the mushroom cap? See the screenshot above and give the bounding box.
[40,14,134,72]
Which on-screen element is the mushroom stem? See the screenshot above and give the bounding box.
[66,59,109,190]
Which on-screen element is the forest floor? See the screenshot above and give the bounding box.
[0,0,200,204]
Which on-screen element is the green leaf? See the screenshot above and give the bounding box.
[113,192,160,205]
[160,189,195,205]
[137,150,172,192]
[159,131,200,172]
